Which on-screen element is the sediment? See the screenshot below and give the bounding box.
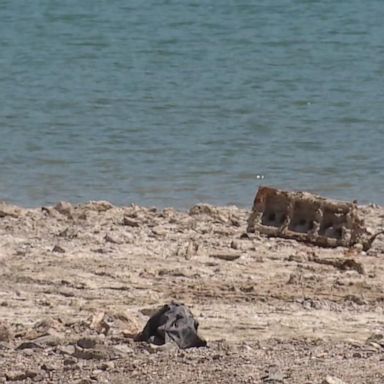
[0,201,383,383]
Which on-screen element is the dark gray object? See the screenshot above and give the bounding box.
[135,302,207,349]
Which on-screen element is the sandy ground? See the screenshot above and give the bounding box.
[0,200,383,383]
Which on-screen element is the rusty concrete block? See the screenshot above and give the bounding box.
[247,186,376,249]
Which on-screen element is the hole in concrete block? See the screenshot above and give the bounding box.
[288,202,316,233]
[319,209,346,239]
[261,195,289,228]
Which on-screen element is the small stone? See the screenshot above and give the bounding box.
[152,226,167,236]
[287,252,308,263]
[0,202,22,218]
[209,252,241,261]
[85,200,114,212]
[367,341,382,351]
[253,255,264,263]
[41,363,56,372]
[73,346,112,360]
[22,348,34,356]
[104,234,123,244]
[98,362,115,371]
[52,245,66,253]
[322,376,347,384]
[34,335,62,347]
[353,243,364,252]
[57,344,76,356]
[5,372,25,382]
[16,341,42,350]
[0,321,12,342]
[54,201,73,217]
[262,367,285,382]
[122,217,140,227]
[5,371,37,381]
[32,373,44,382]
[77,379,93,384]
[88,312,110,335]
[230,240,241,250]
[77,337,98,349]
[366,333,384,347]
[185,240,197,260]
[63,357,78,366]
[113,344,134,356]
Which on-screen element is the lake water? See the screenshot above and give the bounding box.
[1,0,383,209]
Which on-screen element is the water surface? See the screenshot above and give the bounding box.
[1,0,383,208]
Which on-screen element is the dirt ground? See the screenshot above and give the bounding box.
[0,200,383,383]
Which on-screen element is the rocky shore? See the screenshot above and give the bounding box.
[0,201,383,383]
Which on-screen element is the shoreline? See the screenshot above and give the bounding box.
[1,200,383,383]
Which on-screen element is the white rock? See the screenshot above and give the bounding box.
[322,376,347,384]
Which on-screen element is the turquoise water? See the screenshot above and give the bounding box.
[1,0,383,208]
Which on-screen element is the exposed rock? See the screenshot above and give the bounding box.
[16,341,43,350]
[88,312,110,335]
[73,345,113,360]
[0,200,384,383]
[152,226,167,236]
[322,376,347,384]
[262,366,286,383]
[0,321,12,342]
[84,201,114,212]
[189,204,228,222]
[54,201,74,217]
[109,312,140,338]
[57,344,76,356]
[41,363,58,372]
[77,337,99,349]
[185,240,198,260]
[122,217,140,227]
[113,344,134,356]
[104,234,123,244]
[5,370,38,381]
[210,252,241,261]
[52,244,66,253]
[98,362,115,371]
[33,334,63,347]
[309,255,365,275]
[366,333,384,348]
[0,202,23,218]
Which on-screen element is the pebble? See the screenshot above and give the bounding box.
[0,321,12,342]
[77,337,98,349]
[5,370,38,382]
[63,357,78,366]
[34,335,62,347]
[57,344,76,356]
[122,217,140,227]
[73,345,112,360]
[52,244,66,253]
[91,369,104,379]
[54,201,73,217]
[16,341,42,350]
[209,252,241,261]
[99,361,115,371]
[322,376,347,384]
[41,363,57,372]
